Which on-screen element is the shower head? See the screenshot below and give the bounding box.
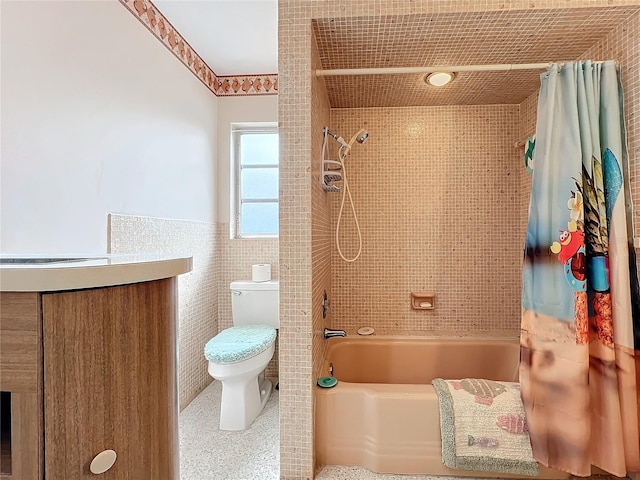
[351,129,369,145]
[324,127,370,160]
[341,129,369,159]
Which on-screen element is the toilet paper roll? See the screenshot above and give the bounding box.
[252,264,271,282]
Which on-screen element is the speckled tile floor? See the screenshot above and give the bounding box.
[315,467,631,480]
[179,384,630,480]
[315,466,469,479]
[179,379,279,480]
[315,467,632,480]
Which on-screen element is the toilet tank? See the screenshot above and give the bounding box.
[230,280,279,328]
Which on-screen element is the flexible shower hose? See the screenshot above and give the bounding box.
[335,146,362,262]
[321,129,363,262]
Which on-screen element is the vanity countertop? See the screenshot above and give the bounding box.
[0,254,192,292]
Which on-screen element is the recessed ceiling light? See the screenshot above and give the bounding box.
[425,72,455,86]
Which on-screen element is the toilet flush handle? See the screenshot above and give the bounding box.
[232,290,241,295]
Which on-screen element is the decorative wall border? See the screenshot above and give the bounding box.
[216,74,278,96]
[119,0,278,97]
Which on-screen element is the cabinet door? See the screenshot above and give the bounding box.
[42,279,178,479]
[0,292,43,480]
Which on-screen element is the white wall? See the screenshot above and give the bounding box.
[0,1,218,253]
[216,95,278,224]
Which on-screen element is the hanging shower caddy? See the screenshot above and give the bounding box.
[321,126,343,192]
[321,159,343,192]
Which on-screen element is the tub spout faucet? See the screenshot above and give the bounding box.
[324,328,346,339]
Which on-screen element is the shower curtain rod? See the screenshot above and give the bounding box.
[315,61,606,77]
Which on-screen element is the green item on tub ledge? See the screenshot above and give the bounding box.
[317,376,338,388]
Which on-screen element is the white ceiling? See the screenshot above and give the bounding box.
[153,0,278,76]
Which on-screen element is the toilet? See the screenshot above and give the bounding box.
[204,279,279,431]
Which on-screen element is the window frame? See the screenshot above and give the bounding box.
[231,124,279,239]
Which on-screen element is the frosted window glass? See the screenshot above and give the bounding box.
[241,168,278,199]
[234,128,279,238]
[241,203,279,235]
[240,134,279,166]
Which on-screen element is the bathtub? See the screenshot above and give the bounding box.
[315,336,569,478]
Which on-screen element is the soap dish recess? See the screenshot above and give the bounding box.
[357,326,375,336]
[411,291,435,310]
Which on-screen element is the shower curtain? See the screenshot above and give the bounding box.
[520,60,640,477]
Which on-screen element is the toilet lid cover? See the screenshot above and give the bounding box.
[204,325,276,364]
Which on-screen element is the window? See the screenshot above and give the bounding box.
[232,125,279,238]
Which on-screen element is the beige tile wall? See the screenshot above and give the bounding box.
[279,2,314,478]
[312,7,639,108]
[519,91,539,142]
[279,2,640,478]
[517,11,640,270]
[108,217,280,405]
[217,227,279,376]
[328,106,523,335]
[583,12,640,270]
[108,214,217,409]
[310,30,334,472]
[311,32,333,374]
[518,90,538,251]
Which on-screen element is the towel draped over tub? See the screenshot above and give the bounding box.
[432,378,538,477]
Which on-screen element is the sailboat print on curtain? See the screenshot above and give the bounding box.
[520,60,640,477]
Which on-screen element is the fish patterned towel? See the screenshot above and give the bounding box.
[432,378,538,476]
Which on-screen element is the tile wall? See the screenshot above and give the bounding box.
[108,214,217,409]
[519,92,539,142]
[217,229,279,376]
[517,11,640,270]
[109,215,280,400]
[583,12,640,269]
[280,1,640,478]
[328,106,523,335]
[518,90,538,254]
[312,7,638,109]
[279,2,314,477]
[311,31,333,382]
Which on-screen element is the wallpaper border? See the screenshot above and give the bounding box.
[119,0,278,97]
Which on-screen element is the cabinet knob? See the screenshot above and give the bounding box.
[90,449,117,474]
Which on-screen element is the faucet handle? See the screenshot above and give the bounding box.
[322,291,332,318]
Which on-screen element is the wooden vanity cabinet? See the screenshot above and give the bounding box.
[0,278,179,479]
[0,292,43,480]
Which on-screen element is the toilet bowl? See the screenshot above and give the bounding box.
[204,280,279,431]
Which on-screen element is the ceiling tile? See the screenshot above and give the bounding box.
[313,6,640,107]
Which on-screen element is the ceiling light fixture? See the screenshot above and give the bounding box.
[425,72,455,86]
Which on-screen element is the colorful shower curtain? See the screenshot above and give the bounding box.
[521,60,640,477]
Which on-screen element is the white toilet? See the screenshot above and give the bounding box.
[204,279,279,431]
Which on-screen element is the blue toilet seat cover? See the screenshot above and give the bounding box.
[204,325,276,364]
